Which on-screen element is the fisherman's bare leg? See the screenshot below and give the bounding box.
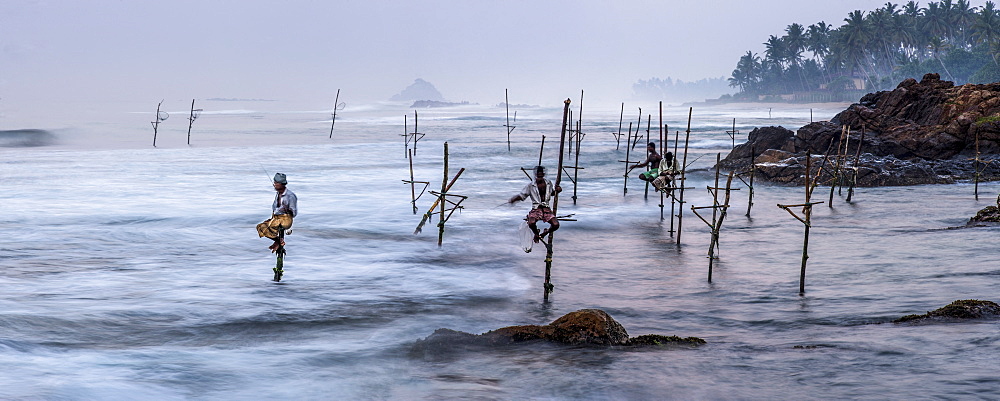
[540,219,560,239]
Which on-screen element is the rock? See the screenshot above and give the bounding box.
[967,204,1000,226]
[389,78,446,102]
[625,334,707,346]
[718,75,1000,186]
[893,299,1000,323]
[409,309,705,357]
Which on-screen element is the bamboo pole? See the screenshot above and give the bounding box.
[543,98,572,301]
[746,145,756,217]
[151,100,164,147]
[505,89,512,152]
[676,107,693,246]
[777,153,824,294]
[659,102,665,220]
[273,227,286,282]
[329,89,341,139]
[438,142,448,247]
[975,128,981,200]
[847,126,866,202]
[413,168,466,234]
[631,110,643,151]
[670,129,679,235]
[572,119,583,205]
[537,135,546,167]
[186,99,196,145]
[615,102,624,150]
[622,122,633,196]
[644,114,652,199]
[409,149,418,213]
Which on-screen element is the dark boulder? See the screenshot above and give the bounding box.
[893,299,1000,323]
[409,309,704,357]
[967,201,1000,226]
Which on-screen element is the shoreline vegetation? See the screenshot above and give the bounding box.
[715,0,1000,105]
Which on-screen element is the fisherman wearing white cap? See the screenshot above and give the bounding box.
[256,172,298,252]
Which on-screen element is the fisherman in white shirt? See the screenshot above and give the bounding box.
[509,166,562,243]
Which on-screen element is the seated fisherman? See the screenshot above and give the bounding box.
[257,172,298,252]
[509,166,562,243]
[652,151,680,195]
[631,142,663,183]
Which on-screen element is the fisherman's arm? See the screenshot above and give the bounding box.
[287,192,298,217]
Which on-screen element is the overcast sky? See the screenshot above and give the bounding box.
[0,0,993,110]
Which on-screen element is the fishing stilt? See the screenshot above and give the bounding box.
[151,100,168,147]
[543,98,573,301]
[186,99,202,146]
[329,89,343,139]
[777,153,825,295]
[273,227,286,282]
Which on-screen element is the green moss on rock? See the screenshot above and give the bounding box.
[893,299,1000,323]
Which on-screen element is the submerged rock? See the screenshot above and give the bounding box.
[893,299,1000,323]
[409,309,704,356]
[967,203,1000,226]
[719,74,1000,186]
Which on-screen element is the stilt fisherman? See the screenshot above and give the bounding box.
[509,166,562,243]
[257,172,297,252]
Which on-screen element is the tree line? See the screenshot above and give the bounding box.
[728,0,1000,101]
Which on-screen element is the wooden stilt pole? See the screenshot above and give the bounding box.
[746,145,756,217]
[151,100,165,147]
[273,227,286,282]
[659,102,665,220]
[409,149,418,213]
[543,98,572,301]
[572,119,583,205]
[413,111,420,154]
[632,108,642,151]
[537,135,546,167]
[329,89,341,139]
[670,129,680,235]
[615,102,624,150]
[437,143,449,247]
[847,126,865,202]
[622,122,633,196]
[975,128,981,200]
[644,114,652,199]
[777,153,824,295]
[186,99,198,145]
[677,107,693,246]
[505,89,513,152]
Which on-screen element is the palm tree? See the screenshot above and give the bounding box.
[972,1,1000,65]
[729,51,762,94]
[785,23,809,90]
[953,0,979,47]
[838,10,876,85]
[806,21,832,65]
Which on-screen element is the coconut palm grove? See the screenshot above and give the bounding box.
[728,0,1000,102]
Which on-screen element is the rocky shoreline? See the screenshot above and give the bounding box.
[719,74,1000,187]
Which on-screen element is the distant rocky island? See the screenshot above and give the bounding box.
[719,74,1000,186]
[390,78,446,102]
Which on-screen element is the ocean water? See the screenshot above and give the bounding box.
[1,100,998,400]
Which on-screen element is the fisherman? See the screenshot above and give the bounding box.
[631,142,663,183]
[257,172,298,252]
[509,165,562,243]
[652,151,680,195]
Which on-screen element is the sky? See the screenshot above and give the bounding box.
[0,0,994,112]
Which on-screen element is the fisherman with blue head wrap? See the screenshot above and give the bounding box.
[256,172,298,252]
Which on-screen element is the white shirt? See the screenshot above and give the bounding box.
[517,179,555,209]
